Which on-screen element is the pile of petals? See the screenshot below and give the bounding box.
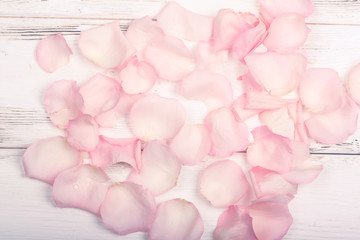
[25,0,360,239]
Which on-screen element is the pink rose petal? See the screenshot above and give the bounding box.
[90,136,141,172]
[348,63,360,104]
[200,160,249,207]
[300,68,347,113]
[36,33,72,73]
[157,2,213,42]
[213,206,257,240]
[204,108,248,157]
[249,166,298,199]
[232,94,260,122]
[247,201,293,240]
[129,94,186,141]
[180,70,233,111]
[305,96,358,144]
[260,0,314,26]
[145,35,195,81]
[264,13,309,53]
[100,182,156,235]
[169,124,211,166]
[22,136,81,184]
[79,73,121,117]
[119,57,157,94]
[259,107,295,139]
[52,164,109,215]
[66,114,99,152]
[245,52,307,96]
[78,21,135,68]
[149,199,204,240]
[125,16,164,59]
[247,126,293,173]
[128,141,181,195]
[44,80,84,129]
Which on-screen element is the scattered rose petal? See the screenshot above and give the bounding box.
[300,68,346,113]
[247,201,293,240]
[79,73,121,117]
[128,140,181,195]
[90,136,141,172]
[204,108,248,157]
[145,35,195,81]
[44,80,84,129]
[259,107,295,139]
[348,63,360,104]
[213,206,257,240]
[52,164,109,215]
[129,94,186,141]
[22,136,81,184]
[180,70,233,111]
[78,21,135,68]
[36,33,72,73]
[305,96,358,144]
[245,52,307,96]
[200,160,249,207]
[100,182,156,235]
[149,199,204,240]
[66,114,99,151]
[264,13,309,53]
[247,126,293,173]
[232,94,260,122]
[169,124,211,166]
[157,2,213,42]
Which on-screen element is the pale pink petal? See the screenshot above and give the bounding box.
[149,199,204,240]
[95,91,139,128]
[232,15,267,60]
[200,160,249,207]
[44,80,84,129]
[245,52,307,96]
[213,10,259,52]
[100,182,156,235]
[348,63,360,104]
[232,94,260,122]
[305,96,358,144]
[281,141,322,184]
[90,136,141,172]
[119,57,157,94]
[79,73,121,117]
[36,33,72,73]
[288,101,310,144]
[249,167,298,199]
[125,16,164,59]
[22,136,81,184]
[247,126,293,173]
[213,206,257,240]
[260,0,314,26]
[259,107,295,139]
[52,164,109,215]
[66,115,99,151]
[247,201,293,240]
[180,70,233,111]
[195,42,248,80]
[204,108,248,157]
[157,2,213,41]
[129,94,186,141]
[264,13,309,53]
[169,124,211,166]
[145,36,195,81]
[300,68,346,113]
[127,141,181,195]
[78,21,135,68]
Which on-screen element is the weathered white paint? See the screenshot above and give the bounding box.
[1,0,360,239]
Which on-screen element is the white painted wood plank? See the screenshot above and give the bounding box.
[1,0,360,25]
[1,18,360,153]
[1,149,359,239]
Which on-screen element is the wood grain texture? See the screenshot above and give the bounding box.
[1,0,360,239]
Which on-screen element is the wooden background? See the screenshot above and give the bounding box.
[1,0,360,239]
